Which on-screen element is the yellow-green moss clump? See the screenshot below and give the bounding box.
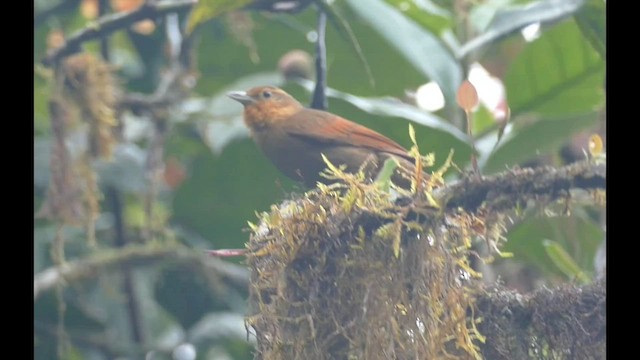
[246,148,500,360]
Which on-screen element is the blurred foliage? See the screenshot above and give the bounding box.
[34,0,605,359]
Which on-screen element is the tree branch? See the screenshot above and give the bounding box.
[440,161,606,214]
[98,0,111,60]
[246,159,606,358]
[42,0,197,66]
[477,279,605,359]
[34,243,250,300]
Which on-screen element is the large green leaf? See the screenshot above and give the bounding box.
[543,239,591,283]
[505,19,605,118]
[574,0,606,59]
[315,0,375,86]
[481,114,597,173]
[468,0,513,35]
[195,7,425,97]
[385,0,452,35]
[345,0,462,105]
[171,140,291,251]
[504,214,603,279]
[155,263,234,329]
[460,0,585,58]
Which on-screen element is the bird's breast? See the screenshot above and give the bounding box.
[251,127,323,184]
[252,126,389,187]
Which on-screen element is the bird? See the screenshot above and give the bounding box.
[227,86,418,188]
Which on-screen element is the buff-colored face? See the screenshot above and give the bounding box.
[227,86,303,130]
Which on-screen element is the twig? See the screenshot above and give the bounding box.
[42,0,197,66]
[207,249,247,257]
[310,9,327,110]
[34,243,250,300]
[119,52,196,114]
[98,0,111,60]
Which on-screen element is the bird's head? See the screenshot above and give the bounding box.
[227,86,303,130]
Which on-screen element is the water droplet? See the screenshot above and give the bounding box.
[416,318,425,333]
[427,234,435,246]
[459,269,471,281]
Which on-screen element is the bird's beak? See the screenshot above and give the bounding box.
[227,91,255,106]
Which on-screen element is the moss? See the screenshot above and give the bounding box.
[246,157,491,359]
[245,152,605,359]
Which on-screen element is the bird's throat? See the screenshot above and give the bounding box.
[243,103,302,131]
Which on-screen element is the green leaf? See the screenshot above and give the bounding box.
[472,104,496,135]
[460,0,585,58]
[574,0,606,59]
[505,19,605,118]
[186,0,252,34]
[481,114,597,173]
[345,0,462,104]
[543,239,591,283]
[374,158,399,191]
[194,6,422,97]
[504,215,603,279]
[385,0,453,35]
[155,263,231,329]
[171,140,289,251]
[315,0,375,86]
[469,0,512,34]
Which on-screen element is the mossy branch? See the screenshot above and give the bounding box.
[246,159,605,359]
[34,242,249,300]
[477,279,606,359]
[42,0,197,66]
[440,161,605,213]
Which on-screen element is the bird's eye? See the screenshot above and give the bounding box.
[262,90,272,99]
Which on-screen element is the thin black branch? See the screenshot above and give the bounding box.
[42,0,197,66]
[34,243,250,300]
[98,0,111,60]
[310,9,327,110]
[119,62,195,116]
[107,187,145,346]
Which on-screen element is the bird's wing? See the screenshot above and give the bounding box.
[286,109,414,162]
